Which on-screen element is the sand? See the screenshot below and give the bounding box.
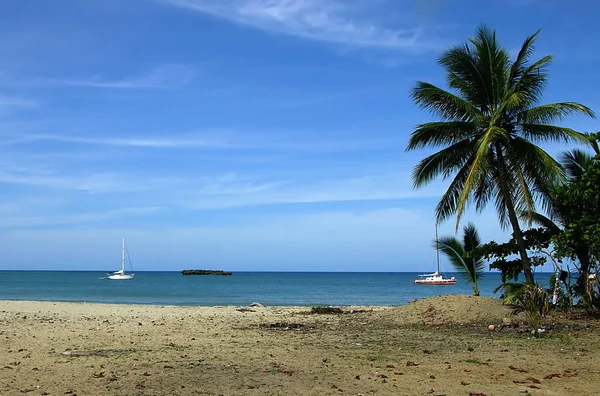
[1,295,599,395]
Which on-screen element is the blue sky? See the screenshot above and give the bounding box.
[0,0,597,272]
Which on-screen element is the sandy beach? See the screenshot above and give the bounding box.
[1,295,599,395]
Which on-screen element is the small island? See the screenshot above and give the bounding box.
[181,269,233,276]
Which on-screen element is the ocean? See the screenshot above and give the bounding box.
[0,271,553,307]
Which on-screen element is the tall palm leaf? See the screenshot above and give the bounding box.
[436,222,484,296]
[560,149,595,182]
[407,25,595,283]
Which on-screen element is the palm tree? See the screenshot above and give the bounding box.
[436,222,484,296]
[406,25,595,283]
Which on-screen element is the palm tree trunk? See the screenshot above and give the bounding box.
[575,248,592,305]
[494,142,535,284]
[506,205,535,283]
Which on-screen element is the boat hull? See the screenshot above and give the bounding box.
[413,279,456,285]
[106,274,135,280]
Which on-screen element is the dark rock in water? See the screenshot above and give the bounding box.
[181,269,233,276]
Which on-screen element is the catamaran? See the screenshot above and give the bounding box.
[413,226,456,285]
[102,237,135,280]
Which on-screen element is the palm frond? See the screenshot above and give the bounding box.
[522,103,596,124]
[509,29,542,86]
[507,55,552,108]
[436,236,468,271]
[462,223,482,252]
[411,139,474,188]
[560,149,595,181]
[494,281,527,301]
[455,126,507,227]
[435,164,470,223]
[462,223,485,280]
[520,210,561,234]
[584,132,600,154]
[507,138,564,220]
[520,124,590,144]
[472,162,495,213]
[411,82,481,121]
[440,44,488,107]
[493,187,512,229]
[436,223,483,287]
[470,25,512,110]
[406,122,476,150]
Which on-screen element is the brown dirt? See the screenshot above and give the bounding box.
[1,295,599,395]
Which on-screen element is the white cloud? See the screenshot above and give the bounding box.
[159,0,430,50]
[183,172,445,209]
[0,166,181,193]
[22,133,243,149]
[44,65,195,89]
[5,129,404,153]
[0,94,37,107]
[0,206,161,228]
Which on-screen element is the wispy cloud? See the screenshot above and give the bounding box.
[268,86,378,109]
[0,206,161,228]
[190,172,290,196]
[159,0,432,50]
[0,166,181,193]
[183,172,444,209]
[6,130,403,153]
[0,94,37,107]
[44,65,195,89]
[21,133,243,149]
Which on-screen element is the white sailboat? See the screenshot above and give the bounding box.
[413,225,456,285]
[103,237,135,280]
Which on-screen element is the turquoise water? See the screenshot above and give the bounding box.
[0,271,553,306]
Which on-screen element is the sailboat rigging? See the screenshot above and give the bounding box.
[101,237,135,280]
[413,225,456,285]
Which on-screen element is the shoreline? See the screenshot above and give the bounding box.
[0,299,388,315]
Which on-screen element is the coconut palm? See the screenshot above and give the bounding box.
[436,222,484,296]
[406,25,595,283]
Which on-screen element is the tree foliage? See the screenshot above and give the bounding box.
[496,282,549,337]
[477,228,552,282]
[436,222,484,295]
[406,25,594,284]
[552,133,600,305]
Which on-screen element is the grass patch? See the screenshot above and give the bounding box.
[166,343,186,351]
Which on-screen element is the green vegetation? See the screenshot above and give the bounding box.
[551,134,600,307]
[496,282,549,337]
[479,133,600,310]
[436,222,484,295]
[406,25,594,284]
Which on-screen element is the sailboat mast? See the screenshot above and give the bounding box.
[121,237,125,272]
[435,224,440,273]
